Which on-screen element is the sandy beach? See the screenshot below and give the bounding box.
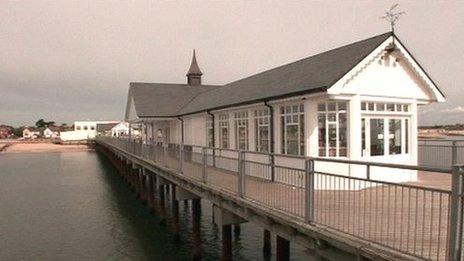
[0,142,91,154]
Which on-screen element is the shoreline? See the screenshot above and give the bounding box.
[0,142,92,154]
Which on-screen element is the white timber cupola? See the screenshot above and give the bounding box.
[186,49,203,86]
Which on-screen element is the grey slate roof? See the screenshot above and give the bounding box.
[96,123,118,132]
[129,83,219,117]
[130,32,392,118]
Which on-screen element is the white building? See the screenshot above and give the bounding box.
[43,126,61,138]
[111,122,130,137]
[22,127,41,139]
[124,33,445,184]
[61,121,118,141]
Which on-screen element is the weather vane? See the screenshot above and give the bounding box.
[380,4,405,34]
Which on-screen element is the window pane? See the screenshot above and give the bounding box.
[338,102,347,111]
[370,119,384,156]
[259,126,269,152]
[405,119,409,153]
[292,105,298,113]
[281,116,285,154]
[317,103,326,111]
[389,119,402,155]
[318,114,326,156]
[328,113,336,122]
[376,103,385,111]
[368,102,374,111]
[221,127,229,148]
[300,114,305,156]
[328,124,337,157]
[286,125,299,155]
[361,118,366,156]
[339,113,347,157]
[361,102,366,111]
[328,102,336,111]
[387,104,395,111]
[237,126,247,150]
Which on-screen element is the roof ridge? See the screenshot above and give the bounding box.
[130,82,221,88]
[223,31,392,87]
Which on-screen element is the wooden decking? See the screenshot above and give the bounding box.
[155,153,450,260]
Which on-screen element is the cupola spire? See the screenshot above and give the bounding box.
[186,49,203,86]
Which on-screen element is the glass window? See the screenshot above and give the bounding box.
[206,116,214,147]
[255,108,270,152]
[83,126,88,130]
[280,104,305,155]
[376,103,385,111]
[389,119,402,155]
[318,114,326,157]
[234,112,248,150]
[76,126,81,130]
[338,112,347,157]
[361,118,366,156]
[370,118,384,156]
[318,101,348,157]
[387,104,395,111]
[328,123,337,156]
[90,126,95,130]
[219,114,229,148]
[405,118,409,153]
[368,102,374,111]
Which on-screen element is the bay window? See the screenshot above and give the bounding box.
[254,109,270,153]
[218,114,229,148]
[234,111,248,150]
[317,101,347,157]
[361,102,411,157]
[280,104,304,155]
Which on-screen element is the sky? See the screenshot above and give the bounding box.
[0,1,463,127]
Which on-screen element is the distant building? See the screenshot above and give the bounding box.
[96,122,119,136]
[22,127,41,139]
[111,122,130,137]
[60,121,118,141]
[43,126,62,138]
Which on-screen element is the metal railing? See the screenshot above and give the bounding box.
[97,136,463,261]
[419,139,464,170]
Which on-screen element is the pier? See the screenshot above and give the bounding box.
[96,137,463,261]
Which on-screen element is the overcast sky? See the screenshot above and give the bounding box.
[0,1,462,127]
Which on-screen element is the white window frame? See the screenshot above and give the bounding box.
[317,101,348,158]
[206,115,214,147]
[280,103,305,156]
[234,111,249,150]
[361,115,411,157]
[254,108,270,153]
[218,114,230,149]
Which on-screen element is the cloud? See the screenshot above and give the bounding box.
[441,106,464,114]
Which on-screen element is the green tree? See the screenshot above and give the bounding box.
[35,119,46,128]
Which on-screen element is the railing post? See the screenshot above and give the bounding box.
[237,151,245,197]
[452,141,458,166]
[179,144,184,173]
[305,158,315,223]
[366,163,371,180]
[163,143,167,166]
[202,148,207,183]
[448,164,464,261]
[269,154,275,182]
